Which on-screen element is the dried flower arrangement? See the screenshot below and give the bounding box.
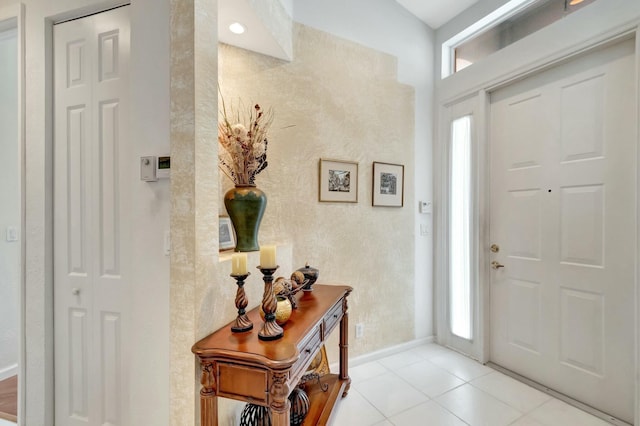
[218,94,274,186]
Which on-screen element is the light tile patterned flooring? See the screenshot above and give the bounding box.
[0,344,614,426]
[330,343,613,426]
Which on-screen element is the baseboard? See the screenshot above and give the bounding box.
[330,336,435,371]
[0,364,17,382]
[0,411,17,422]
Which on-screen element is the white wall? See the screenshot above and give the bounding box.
[280,0,292,16]
[0,24,19,381]
[22,0,171,424]
[128,2,171,425]
[293,0,436,338]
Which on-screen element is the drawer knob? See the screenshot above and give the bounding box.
[305,348,311,353]
[333,314,338,319]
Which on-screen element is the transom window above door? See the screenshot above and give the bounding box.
[442,0,597,78]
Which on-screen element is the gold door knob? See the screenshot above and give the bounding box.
[491,261,505,270]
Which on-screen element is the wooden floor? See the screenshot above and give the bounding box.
[0,375,17,422]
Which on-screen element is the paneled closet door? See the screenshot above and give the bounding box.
[489,38,636,423]
[53,7,131,425]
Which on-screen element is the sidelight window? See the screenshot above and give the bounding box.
[450,115,472,340]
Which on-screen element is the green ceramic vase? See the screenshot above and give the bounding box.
[224,185,267,252]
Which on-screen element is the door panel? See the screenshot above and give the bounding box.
[54,7,130,425]
[490,37,636,422]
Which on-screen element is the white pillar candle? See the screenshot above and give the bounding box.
[231,253,248,275]
[260,245,277,268]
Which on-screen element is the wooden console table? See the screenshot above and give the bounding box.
[192,284,353,426]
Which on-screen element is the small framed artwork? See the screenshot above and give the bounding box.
[372,162,404,207]
[219,216,236,251]
[319,158,358,203]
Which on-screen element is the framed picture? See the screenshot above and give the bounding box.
[318,158,359,203]
[372,162,404,207]
[219,216,236,251]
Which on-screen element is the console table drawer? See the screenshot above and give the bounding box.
[292,325,322,380]
[323,301,343,338]
[217,363,268,404]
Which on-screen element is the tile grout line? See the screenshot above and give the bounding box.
[335,343,622,426]
[375,352,475,425]
[488,362,628,426]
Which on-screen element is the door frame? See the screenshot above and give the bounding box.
[435,19,640,425]
[0,3,25,424]
[435,93,490,362]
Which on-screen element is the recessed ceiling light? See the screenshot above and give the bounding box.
[229,22,246,35]
[569,0,584,5]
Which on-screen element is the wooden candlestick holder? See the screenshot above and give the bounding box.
[257,266,284,341]
[230,273,253,333]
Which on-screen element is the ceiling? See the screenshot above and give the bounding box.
[395,0,479,29]
[218,0,481,61]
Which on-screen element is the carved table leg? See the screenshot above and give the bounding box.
[270,371,291,426]
[340,294,351,397]
[200,362,218,426]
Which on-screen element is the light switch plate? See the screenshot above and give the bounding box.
[6,226,18,242]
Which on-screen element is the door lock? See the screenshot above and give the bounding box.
[491,261,505,270]
[490,244,500,253]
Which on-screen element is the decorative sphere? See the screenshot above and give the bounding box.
[288,387,310,425]
[239,404,270,426]
[273,277,288,295]
[290,271,305,288]
[260,296,292,325]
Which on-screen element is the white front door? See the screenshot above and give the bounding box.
[53,7,131,425]
[489,37,636,422]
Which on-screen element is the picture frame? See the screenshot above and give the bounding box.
[219,216,236,251]
[372,162,404,207]
[318,158,359,203]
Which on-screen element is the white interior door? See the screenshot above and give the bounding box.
[54,7,131,425]
[489,37,636,423]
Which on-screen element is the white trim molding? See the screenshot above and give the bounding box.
[331,336,435,371]
[0,5,25,425]
[634,27,640,426]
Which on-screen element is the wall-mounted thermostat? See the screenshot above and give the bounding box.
[140,156,157,181]
[156,156,170,179]
[140,156,171,182]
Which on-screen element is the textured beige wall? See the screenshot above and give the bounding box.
[169,0,218,424]
[171,20,415,425]
[219,23,416,359]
